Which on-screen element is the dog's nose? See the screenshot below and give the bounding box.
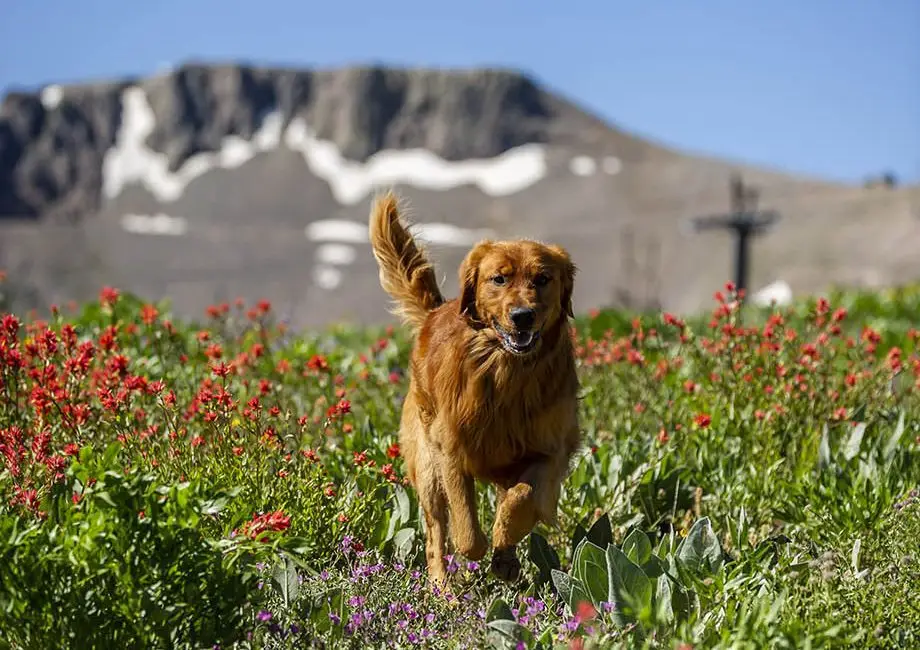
[509,307,536,330]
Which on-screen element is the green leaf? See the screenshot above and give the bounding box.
[528,532,560,585]
[655,573,674,624]
[585,513,613,549]
[393,527,415,564]
[272,556,300,608]
[736,506,749,551]
[574,540,609,606]
[200,495,229,516]
[843,422,866,462]
[486,619,533,650]
[676,517,723,578]
[851,537,862,575]
[622,529,652,566]
[606,543,653,625]
[103,442,121,467]
[818,424,832,470]
[551,569,591,615]
[94,491,116,508]
[486,597,514,623]
[882,412,905,463]
[640,554,667,579]
[571,523,588,555]
[393,484,411,525]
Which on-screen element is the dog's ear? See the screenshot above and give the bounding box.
[548,245,576,319]
[458,242,491,320]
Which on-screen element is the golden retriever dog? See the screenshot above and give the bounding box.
[368,191,582,587]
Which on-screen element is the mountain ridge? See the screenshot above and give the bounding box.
[1,61,917,328]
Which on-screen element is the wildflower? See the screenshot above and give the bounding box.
[140,303,159,325]
[99,286,120,307]
[211,361,232,378]
[693,413,712,429]
[306,354,329,373]
[257,610,273,622]
[239,510,291,541]
[381,463,399,482]
[387,442,401,458]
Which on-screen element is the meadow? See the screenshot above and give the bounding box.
[1,281,919,649]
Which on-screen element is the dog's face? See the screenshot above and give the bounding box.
[458,240,575,356]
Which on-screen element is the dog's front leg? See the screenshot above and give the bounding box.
[438,450,489,562]
[490,454,569,582]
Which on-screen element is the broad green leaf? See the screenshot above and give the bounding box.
[486,619,533,649]
[486,597,514,623]
[606,543,652,625]
[843,422,866,462]
[655,573,673,624]
[676,517,723,578]
[818,424,832,470]
[272,556,300,608]
[528,532,560,585]
[393,527,415,564]
[586,513,613,549]
[393,484,411,525]
[574,541,609,606]
[641,554,667,579]
[882,412,905,463]
[571,523,588,555]
[551,569,591,615]
[622,528,652,566]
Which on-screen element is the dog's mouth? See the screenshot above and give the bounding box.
[493,321,541,355]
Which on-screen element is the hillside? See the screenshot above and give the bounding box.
[1,62,917,327]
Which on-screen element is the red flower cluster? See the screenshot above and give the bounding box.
[238,510,291,541]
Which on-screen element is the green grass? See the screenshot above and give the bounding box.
[1,282,919,649]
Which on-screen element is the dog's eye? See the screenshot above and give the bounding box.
[491,275,506,286]
[533,273,550,287]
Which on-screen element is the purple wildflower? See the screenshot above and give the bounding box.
[256,610,272,622]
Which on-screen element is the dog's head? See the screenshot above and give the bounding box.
[458,240,576,356]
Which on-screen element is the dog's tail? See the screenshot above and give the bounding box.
[368,191,443,333]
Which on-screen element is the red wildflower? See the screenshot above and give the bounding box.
[306,354,330,373]
[381,463,398,482]
[211,361,232,378]
[693,413,712,429]
[386,443,401,459]
[575,600,596,623]
[140,304,159,325]
[99,286,120,307]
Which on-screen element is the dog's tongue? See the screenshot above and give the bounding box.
[513,331,534,347]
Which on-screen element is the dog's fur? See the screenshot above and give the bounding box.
[368,191,582,585]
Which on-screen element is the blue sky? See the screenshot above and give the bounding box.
[2,0,918,184]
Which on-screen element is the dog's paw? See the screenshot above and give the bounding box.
[490,546,521,583]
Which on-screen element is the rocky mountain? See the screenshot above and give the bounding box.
[1,62,918,328]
